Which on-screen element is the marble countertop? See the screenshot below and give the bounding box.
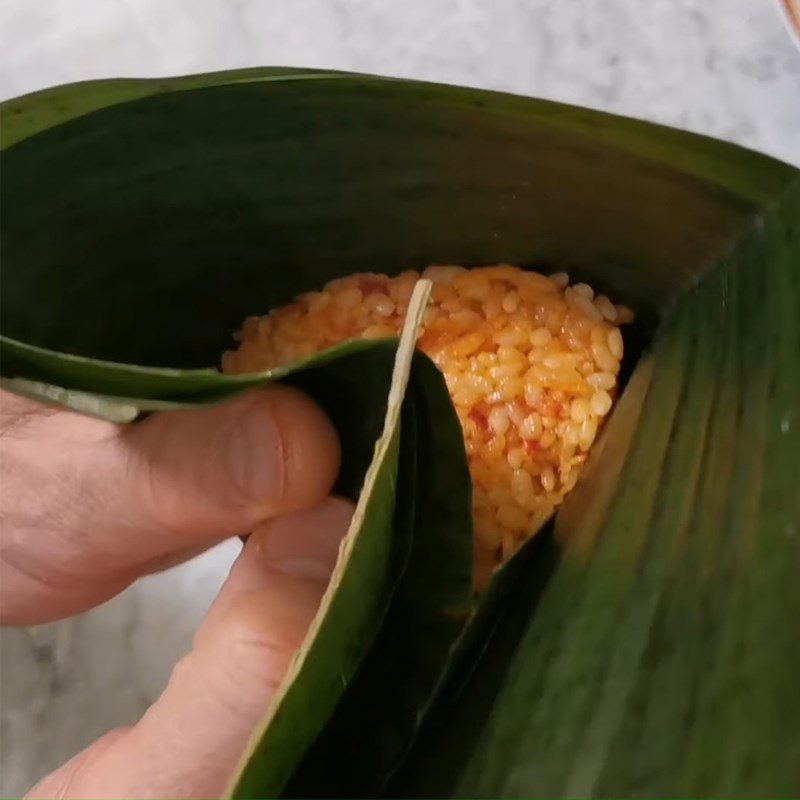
[1,1,799,796]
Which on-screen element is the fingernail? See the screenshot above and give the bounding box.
[268,556,334,581]
[249,529,334,581]
[226,394,285,507]
[248,499,353,579]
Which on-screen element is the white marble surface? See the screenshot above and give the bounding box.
[0,1,798,796]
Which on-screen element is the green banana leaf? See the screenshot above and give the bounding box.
[1,68,798,798]
[390,183,800,798]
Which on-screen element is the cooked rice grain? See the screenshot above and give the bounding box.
[223,265,633,588]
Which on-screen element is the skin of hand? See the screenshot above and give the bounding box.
[0,387,351,799]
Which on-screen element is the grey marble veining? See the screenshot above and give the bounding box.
[1,541,241,797]
[1,1,799,796]
[1,0,799,163]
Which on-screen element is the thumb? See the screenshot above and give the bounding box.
[121,385,342,551]
[0,386,341,624]
[25,497,354,800]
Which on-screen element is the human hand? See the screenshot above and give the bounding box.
[0,387,351,798]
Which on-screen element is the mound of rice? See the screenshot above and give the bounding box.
[223,265,633,588]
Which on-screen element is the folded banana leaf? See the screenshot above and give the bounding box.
[1,68,797,798]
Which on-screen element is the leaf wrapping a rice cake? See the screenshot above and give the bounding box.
[2,68,798,799]
[225,265,633,590]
